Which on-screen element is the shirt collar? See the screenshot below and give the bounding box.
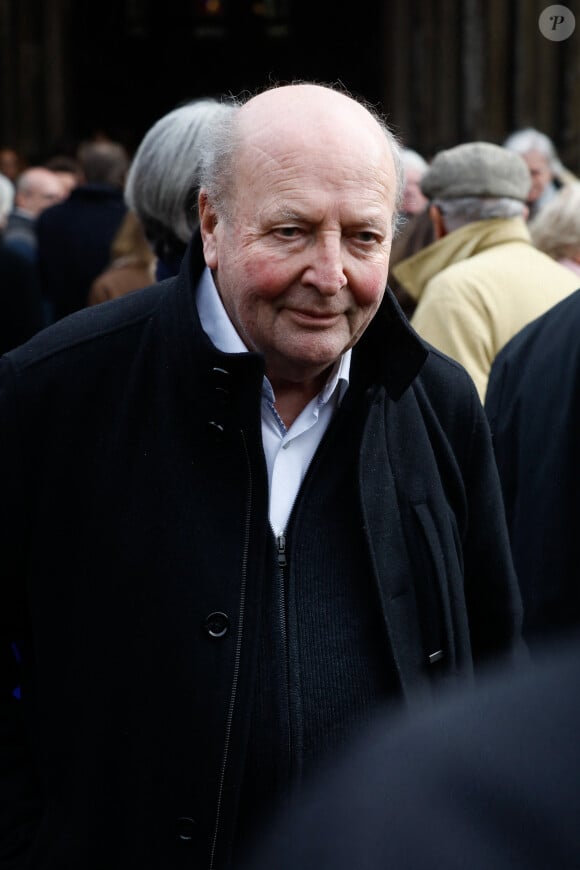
[197,265,248,354]
[196,265,351,403]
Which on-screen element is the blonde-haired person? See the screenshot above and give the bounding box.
[87,210,156,305]
[529,182,580,279]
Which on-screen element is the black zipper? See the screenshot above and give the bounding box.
[276,532,292,766]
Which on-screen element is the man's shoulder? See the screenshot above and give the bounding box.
[424,242,574,310]
[3,280,171,378]
[416,341,481,409]
[421,256,487,305]
[491,287,580,384]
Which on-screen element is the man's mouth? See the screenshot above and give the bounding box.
[287,308,342,326]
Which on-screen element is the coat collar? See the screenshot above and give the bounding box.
[162,232,428,403]
[392,217,532,302]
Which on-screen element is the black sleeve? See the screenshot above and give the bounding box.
[0,358,43,861]
[0,244,44,356]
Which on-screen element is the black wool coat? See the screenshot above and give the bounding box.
[485,288,580,645]
[0,235,523,869]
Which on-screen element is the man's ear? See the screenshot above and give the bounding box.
[429,204,447,240]
[199,189,219,269]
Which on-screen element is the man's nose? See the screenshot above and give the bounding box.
[302,235,347,295]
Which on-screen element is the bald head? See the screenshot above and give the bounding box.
[15,167,65,217]
[200,83,404,233]
[239,83,390,143]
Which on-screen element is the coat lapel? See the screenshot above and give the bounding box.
[358,394,432,708]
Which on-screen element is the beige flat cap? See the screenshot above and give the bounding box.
[421,141,531,201]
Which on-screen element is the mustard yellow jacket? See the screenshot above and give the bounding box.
[393,217,580,401]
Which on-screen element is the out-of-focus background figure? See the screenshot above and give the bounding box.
[246,637,580,870]
[388,147,434,318]
[394,141,579,401]
[485,287,580,646]
[124,97,231,280]
[2,167,65,261]
[529,182,580,278]
[400,148,429,217]
[503,127,576,220]
[36,140,129,321]
[87,210,156,306]
[0,147,26,183]
[43,154,83,198]
[0,173,14,231]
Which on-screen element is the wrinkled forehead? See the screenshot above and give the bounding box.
[238,85,388,151]
[234,88,396,198]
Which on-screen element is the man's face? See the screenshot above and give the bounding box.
[200,88,397,388]
[522,150,553,203]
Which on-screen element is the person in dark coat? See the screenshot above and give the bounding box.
[0,238,44,355]
[485,288,580,646]
[246,636,580,870]
[0,83,523,870]
[35,140,129,321]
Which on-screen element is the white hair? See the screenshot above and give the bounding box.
[434,196,527,232]
[503,127,564,176]
[402,148,428,177]
[529,182,580,260]
[0,172,14,228]
[125,98,235,245]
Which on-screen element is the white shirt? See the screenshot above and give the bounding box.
[196,267,351,535]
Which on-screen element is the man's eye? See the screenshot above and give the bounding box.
[276,226,300,238]
[355,231,378,243]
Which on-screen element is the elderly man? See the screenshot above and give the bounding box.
[393,142,579,401]
[0,84,522,869]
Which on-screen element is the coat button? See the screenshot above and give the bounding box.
[204,611,230,638]
[176,816,195,841]
[207,420,225,442]
[212,366,231,401]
